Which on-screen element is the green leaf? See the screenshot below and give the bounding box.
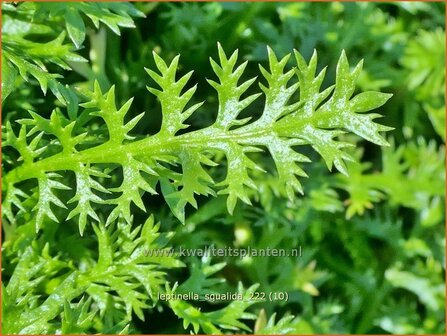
[177,257,226,296]
[254,311,298,334]
[146,53,203,135]
[337,138,445,217]
[3,46,392,229]
[1,54,17,103]
[82,216,183,320]
[2,215,181,333]
[61,297,97,334]
[35,173,71,231]
[65,7,86,49]
[2,1,143,113]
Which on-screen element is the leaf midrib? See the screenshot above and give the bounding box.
[4,112,313,186]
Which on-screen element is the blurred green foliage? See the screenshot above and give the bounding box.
[2,1,445,335]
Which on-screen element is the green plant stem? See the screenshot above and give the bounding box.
[4,114,316,186]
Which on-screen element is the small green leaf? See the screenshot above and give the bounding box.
[1,54,17,103]
[349,91,393,112]
[65,8,86,49]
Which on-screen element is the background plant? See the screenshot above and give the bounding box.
[2,2,445,335]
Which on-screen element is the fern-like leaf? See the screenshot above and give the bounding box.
[3,45,392,231]
[1,2,143,115]
[2,216,182,333]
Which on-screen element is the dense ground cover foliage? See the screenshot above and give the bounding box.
[1,2,445,334]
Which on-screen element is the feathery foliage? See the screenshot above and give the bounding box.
[3,44,391,234]
[2,2,444,335]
